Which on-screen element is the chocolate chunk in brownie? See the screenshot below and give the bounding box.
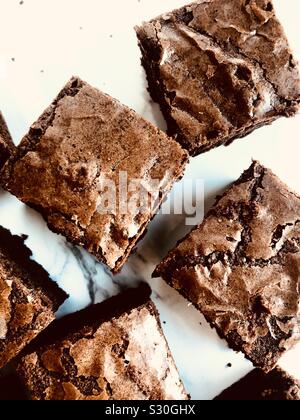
[215,368,300,400]
[2,77,188,273]
[0,225,67,369]
[136,0,300,156]
[154,161,300,371]
[0,112,15,170]
[16,284,188,400]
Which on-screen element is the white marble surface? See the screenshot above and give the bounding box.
[0,0,300,400]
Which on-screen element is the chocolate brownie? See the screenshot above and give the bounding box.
[154,161,300,371]
[0,112,15,170]
[2,77,188,273]
[0,225,67,369]
[215,368,300,400]
[136,0,300,156]
[16,285,188,400]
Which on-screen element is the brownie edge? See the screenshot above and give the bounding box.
[0,225,67,310]
[2,77,188,273]
[0,112,15,170]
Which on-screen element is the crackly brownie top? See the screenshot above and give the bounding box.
[2,78,188,272]
[154,162,300,370]
[0,112,14,169]
[0,225,67,369]
[215,368,300,400]
[17,287,187,400]
[0,373,28,401]
[136,0,300,154]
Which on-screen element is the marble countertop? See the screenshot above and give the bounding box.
[0,0,300,400]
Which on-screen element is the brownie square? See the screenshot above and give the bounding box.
[0,112,15,170]
[136,0,300,156]
[154,161,300,371]
[16,285,188,400]
[215,368,300,400]
[0,372,27,400]
[0,225,67,369]
[2,77,188,273]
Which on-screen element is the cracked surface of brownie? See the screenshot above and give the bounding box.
[16,285,188,400]
[136,0,300,156]
[154,161,300,371]
[0,112,15,170]
[215,367,300,400]
[1,77,188,273]
[0,225,67,369]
